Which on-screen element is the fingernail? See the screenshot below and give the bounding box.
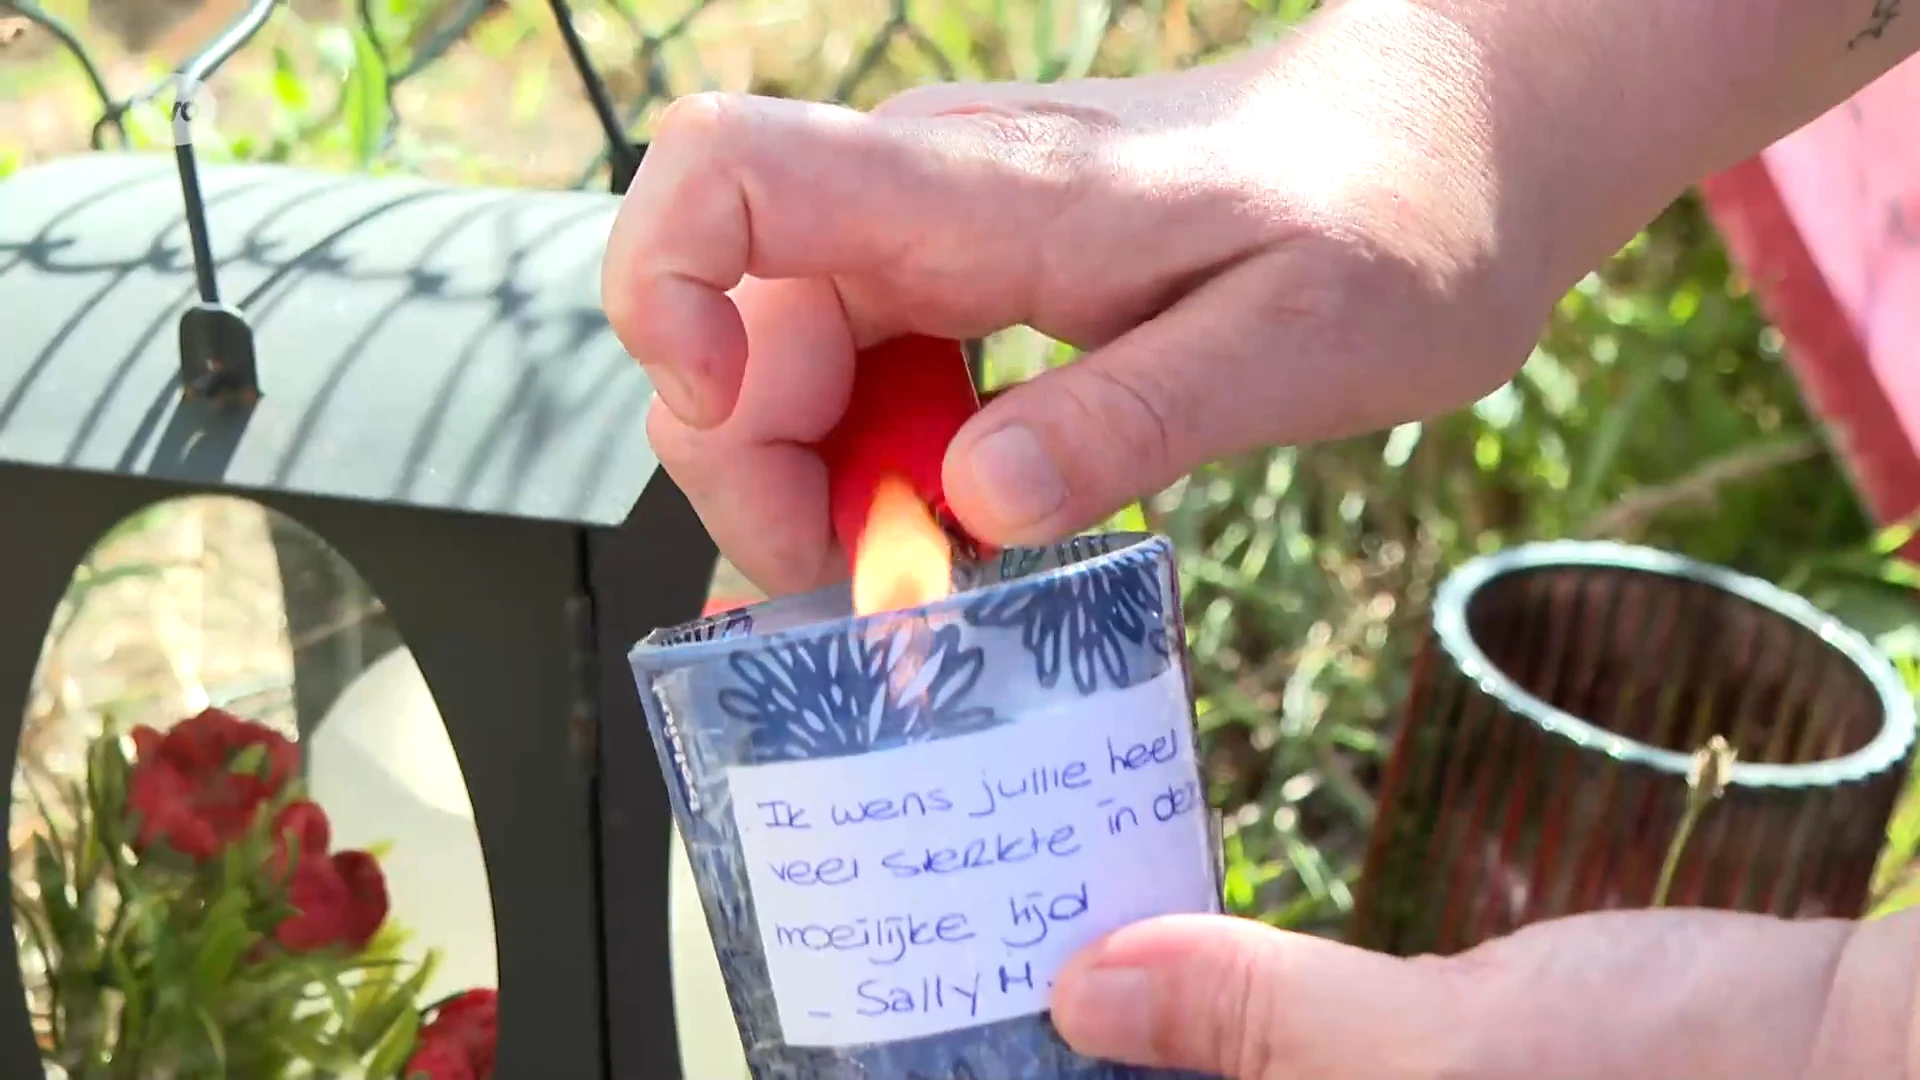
[962,423,1067,528]
[1053,966,1154,1061]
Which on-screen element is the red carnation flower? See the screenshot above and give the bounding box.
[274,848,389,954]
[403,1038,478,1080]
[407,989,498,1080]
[429,988,497,1032]
[126,708,299,862]
[268,799,331,881]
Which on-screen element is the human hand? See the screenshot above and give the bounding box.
[602,0,1618,595]
[1045,906,1919,1080]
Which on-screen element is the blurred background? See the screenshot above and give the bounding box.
[5,0,1919,962]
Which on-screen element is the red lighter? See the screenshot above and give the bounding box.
[815,335,990,575]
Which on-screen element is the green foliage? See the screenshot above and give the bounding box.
[9,0,1917,943]
[18,719,433,1078]
[1157,196,1918,935]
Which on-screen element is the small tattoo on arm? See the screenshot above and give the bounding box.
[1849,0,1901,49]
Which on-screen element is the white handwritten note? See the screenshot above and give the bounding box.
[725,668,1219,1048]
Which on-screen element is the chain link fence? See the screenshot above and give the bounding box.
[4,0,1302,192]
[3,0,1310,395]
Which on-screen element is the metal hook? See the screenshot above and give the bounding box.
[169,0,282,405]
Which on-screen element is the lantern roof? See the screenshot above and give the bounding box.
[0,152,660,527]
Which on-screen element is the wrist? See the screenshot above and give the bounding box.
[1399,0,1919,287]
[1249,0,1581,328]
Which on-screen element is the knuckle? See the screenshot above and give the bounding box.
[965,104,1109,186]
[1070,361,1185,480]
[1164,938,1283,1080]
[1412,954,1492,1080]
[625,95,759,286]
[652,90,744,150]
[1229,946,1289,1080]
[648,92,758,196]
[1399,943,1530,1080]
[892,97,1110,195]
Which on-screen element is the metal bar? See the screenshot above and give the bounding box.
[179,0,282,84]
[175,144,221,303]
[395,0,497,83]
[547,0,644,183]
[161,0,283,305]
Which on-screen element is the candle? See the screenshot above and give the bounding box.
[815,334,988,574]
[629,532,1223,1080]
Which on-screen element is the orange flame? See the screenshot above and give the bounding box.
[851,473,954,616]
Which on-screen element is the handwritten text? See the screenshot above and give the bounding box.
[727,669,1219,1047]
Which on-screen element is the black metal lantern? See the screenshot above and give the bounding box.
[1350,541,1916,958]
[0,141,715,1078]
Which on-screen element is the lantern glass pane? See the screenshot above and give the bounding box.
[12,496,499,1072]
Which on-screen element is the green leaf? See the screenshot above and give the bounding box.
[86,726,131,834]
[1571,361,1661,513]
[271,44,311,111]
[340,24,391,168]
[1871,873,1920,918]
[60,773,107,924]
[227,742,269,780]
[274,1011,356,1071]
[108,924,148,1046]
[190,890,258,1000]
[925,0,981,78]
[510,64,551,123]
[32,834,82,946]
[347,950,440,1054]
[195,1005,230,1075]
[1871,514,1920,555]
[13,885,64,1045]
[310,962,359,1027]
[363,1006,422,1080]
[1222,862,1255,910]
[22,770,73,859]
[1061,0,1110,79]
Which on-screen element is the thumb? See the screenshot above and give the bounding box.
[1049,914,1471,1080]
[945,257,1318,544]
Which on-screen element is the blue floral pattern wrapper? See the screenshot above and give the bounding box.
[630,533,1222,1080]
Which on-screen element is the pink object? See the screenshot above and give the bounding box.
[1700,59,1920,554]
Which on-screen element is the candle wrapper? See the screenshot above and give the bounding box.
[630,533,1223,1080]
[816,334,987,568]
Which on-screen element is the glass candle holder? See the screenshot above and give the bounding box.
[630,533,1222,1080]
[1350,541,1916,955]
